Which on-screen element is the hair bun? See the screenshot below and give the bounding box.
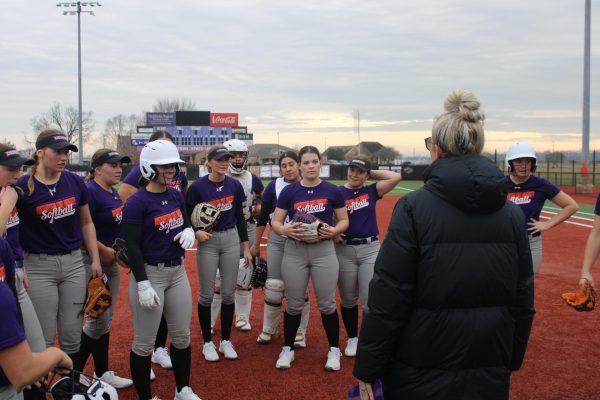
[443,89,484,123]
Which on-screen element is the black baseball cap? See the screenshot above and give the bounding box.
[0,148,34,167]
[348,158,371,172]
[35,134,78,152]
[207,147,231,161]
[91,151,131,169]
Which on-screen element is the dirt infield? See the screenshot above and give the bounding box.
[89,195,599,399]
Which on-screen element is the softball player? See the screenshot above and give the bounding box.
[271,146,349,371]
[0,236,73,400]
[505,141,578,273]
[186,145,252,362]
[210,139,264,332]
[119,130,187,371]
[579,192,600,288]
[251,151,311,347]
[15,129,101,373]
[78,149,133,389]
[122,139,201,400]
[335,156,401,357]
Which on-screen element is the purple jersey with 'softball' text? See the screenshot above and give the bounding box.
[16,172,88,254]
[276,180,345,226]
[4,206,23,264]
[186,175,246,231]
[86,180,123,248]
[506,175,560,225]
[122,188,186,264]
[339,183,380,239]
[123,167,188,192]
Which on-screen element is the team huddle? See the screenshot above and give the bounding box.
[0,128,401,400]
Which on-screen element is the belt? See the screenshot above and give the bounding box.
[342,236,378,246]
[147,257,183,268]
[15,260,24,268]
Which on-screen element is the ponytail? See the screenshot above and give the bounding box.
[26,154,40,196]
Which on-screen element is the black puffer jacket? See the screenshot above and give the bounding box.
[354,155,535,400]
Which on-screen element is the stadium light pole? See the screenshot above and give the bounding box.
[56,1,101,165]
[581,0,591,184]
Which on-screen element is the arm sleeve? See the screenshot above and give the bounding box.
[123,223,148,283]
[508,209,535,371]
[256,199,273,227]
[353,198,418,383]
[235,200,249,242]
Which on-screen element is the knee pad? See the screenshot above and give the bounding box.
[264,279,284,307]
[214,270,221,294]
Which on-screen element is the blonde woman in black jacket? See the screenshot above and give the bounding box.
[353,89,535,400]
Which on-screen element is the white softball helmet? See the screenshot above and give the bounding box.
[223,139,248,175]
[139,139,184,180]
[505,141,537,172]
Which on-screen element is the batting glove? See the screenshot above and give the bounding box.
[174,227,195,249]
[137,280,160,309]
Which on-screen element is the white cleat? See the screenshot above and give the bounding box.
[294,331,307,349]
[174,386,202,400]
[275,346,294,369]
[325,347,341,372]
[219,340,238,360]
[150,368,156,381]
[151,347,173,369]
[257,331,273,344]
[94,371,133,389]
[344,337,359,357]
[235,315,252,331]
[202,342,220,362]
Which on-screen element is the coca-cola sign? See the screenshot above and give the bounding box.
[210,113,238,127]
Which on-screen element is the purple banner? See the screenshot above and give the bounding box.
[146,112,176,127]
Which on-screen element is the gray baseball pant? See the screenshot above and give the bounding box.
[129,262,192,356]
[266,229,285,279]
[23,250,86,353]
[197,228,240,306]
[281,239,338,315]
[82,252,121,339]
[335,241,380,313]
[529,234,542,274]
[15,268,46,352]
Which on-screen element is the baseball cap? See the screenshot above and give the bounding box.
[348,158,371,172]
[0,148,34,167]
[35,134,78,152]
[91,151,131,169]
[207,147,231,161]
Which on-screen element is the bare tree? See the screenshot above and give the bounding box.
[103,114,142,148]
[1,138,16,148]
[153,97,196,112]
[377,146,401,164]
[29,102,95,147]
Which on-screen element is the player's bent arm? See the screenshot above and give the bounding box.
[79,205,101,276]
[0,186,18,236]
[118,182,137,204]
[371,170,402,198]
[580,215,600,288]
[545,191,578,229]
[98,241,116,267]
[0,342,72,391]
[332,207,349,235]
[271,208,287,236]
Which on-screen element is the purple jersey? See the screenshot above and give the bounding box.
[276,180,345,226]
[186,176,246,231]
[86,180,124,248]
[594,193,600,215]
[261,180,277,225]
[339,183,380,239]
[506,175,560,226]
[122,188,186,264]
[123,167,188,192]
[0,237,22,388]
[4,206,23,265]
[16,172,89,254]
[251,174,264,197]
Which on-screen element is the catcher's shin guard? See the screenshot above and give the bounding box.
[294,299,310,348]
[257,303,282,344]
[235,289,252,331]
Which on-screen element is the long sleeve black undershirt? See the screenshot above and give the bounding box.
[123,223,147,283]
[256,198,273,228]
[236,200,248,242]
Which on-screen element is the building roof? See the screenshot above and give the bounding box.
[249,143,295,159]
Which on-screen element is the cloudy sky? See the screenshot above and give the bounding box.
[1,0,598,157]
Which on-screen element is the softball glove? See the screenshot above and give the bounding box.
[111,238,129,268]
[82,273,112,319]
[561,284,596,312]
[191,202,221,232]
[292,211,323,243]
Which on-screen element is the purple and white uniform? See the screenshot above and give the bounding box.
[123,167,188,192]
[335,183,382,334]
[15,171,88,354]
[506,175,560,273]
[276,180,345,225]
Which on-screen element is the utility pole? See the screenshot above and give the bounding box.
[582,0,591,185]
[354,109,361,156]
[57,1,101,165]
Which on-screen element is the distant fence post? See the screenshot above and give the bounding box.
[572,160,576,188]
[560,152,564,186]
[593,150,596,186]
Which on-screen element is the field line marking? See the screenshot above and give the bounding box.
[539,214,593,228]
